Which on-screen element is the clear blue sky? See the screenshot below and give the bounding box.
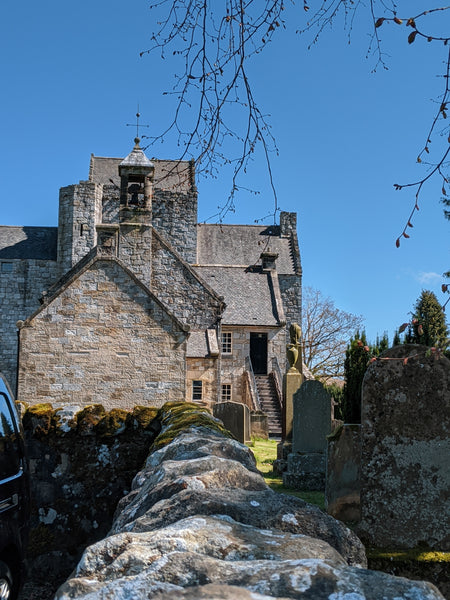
[1,1,448,343]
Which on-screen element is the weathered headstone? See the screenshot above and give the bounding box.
[283,380,332,490]
[358,344,450,550]
[250,411,268,439]
[213,401,251,444]
[326,424,361,522]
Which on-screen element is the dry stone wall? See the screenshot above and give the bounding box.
[20,402,161,596]
[55,402,444,600]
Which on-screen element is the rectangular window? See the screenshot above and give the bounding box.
[192,380,203,401]
[221,384,231,402]
[221,332,232,354]
[1,262,13,273]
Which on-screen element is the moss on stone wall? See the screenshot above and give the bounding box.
[96,408,129,437]
[367,548,450,598]
[128,406,160,431]
[151,401,234,451]
[27,523,56,558]
[23,403,56,436]
[76,405,106,435]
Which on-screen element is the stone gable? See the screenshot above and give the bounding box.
[18,258,188,409]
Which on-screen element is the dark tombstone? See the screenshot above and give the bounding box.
[326,424,361,522]
[283,380,332,490]
[213,401,251,444]
[358,345,450,549]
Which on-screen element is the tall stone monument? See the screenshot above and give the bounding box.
[358,344,450,549]
[282,323,303,441]
[276,324,303,472]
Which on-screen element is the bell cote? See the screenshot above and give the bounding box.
[118,138,154,222]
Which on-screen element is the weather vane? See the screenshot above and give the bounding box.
[126,105,149,140]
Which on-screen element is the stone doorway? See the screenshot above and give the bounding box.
[250,332,268,375]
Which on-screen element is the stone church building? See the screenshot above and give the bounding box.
[0,139,301,419]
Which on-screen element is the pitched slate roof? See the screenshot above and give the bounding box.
[0,226,57,260]
[196,224,296,274]
[194,266,280,326]
[119,140,154,169]
[186,330,209,357]
[89,155,194,194]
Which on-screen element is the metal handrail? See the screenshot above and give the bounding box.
[271,356,283,410]
[245,356,262,411]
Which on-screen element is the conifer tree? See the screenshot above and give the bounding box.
[392,330,401,347]
[341,332,389,423]
[342,332,370,424]
[409,290,449,350]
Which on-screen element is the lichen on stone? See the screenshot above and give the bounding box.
[28,523,56,558]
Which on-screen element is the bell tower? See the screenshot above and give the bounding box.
[115,137,155,288]
[118,137,154,223]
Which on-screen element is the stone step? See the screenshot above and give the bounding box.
[255,374,282,436]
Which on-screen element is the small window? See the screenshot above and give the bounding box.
[192,380,203,401]
[221,332,232,354]
[221,384,231,402]
[1,262,13,273]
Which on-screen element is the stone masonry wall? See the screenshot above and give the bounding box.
[152,190,198,264]
[186,357,219,408]
[17,259,188,409]
[151,232,222,330]
[221,327,286,404]
[0,259,58,397]
[118,224,152,290]
[57,182,102,275]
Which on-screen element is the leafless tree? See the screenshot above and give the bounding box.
[142,1,450,229]
[301,286,364,381]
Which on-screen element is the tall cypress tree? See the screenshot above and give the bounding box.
[409,290,449,350]
[341,332,389,423]
[342,332,370,424]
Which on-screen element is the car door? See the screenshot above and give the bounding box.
[0,390,29,599]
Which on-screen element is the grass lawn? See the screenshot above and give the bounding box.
[247,438,325,510]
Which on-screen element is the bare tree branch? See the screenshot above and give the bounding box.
[142,1,450,231]
[301,286,364,381]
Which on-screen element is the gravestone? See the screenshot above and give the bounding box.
[213,401,251,444]
[358,344,450,550]
[326,424,361,522]
[283,380,332,490]
[250,411,268,439]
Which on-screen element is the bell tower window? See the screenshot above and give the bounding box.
[127,177,146,208]
[118,137,155,222]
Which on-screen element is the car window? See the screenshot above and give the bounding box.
[0,392,21,480]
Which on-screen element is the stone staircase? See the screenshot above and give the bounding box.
[255,374,282,438]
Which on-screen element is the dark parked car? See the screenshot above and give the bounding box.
[0,378,29,600]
